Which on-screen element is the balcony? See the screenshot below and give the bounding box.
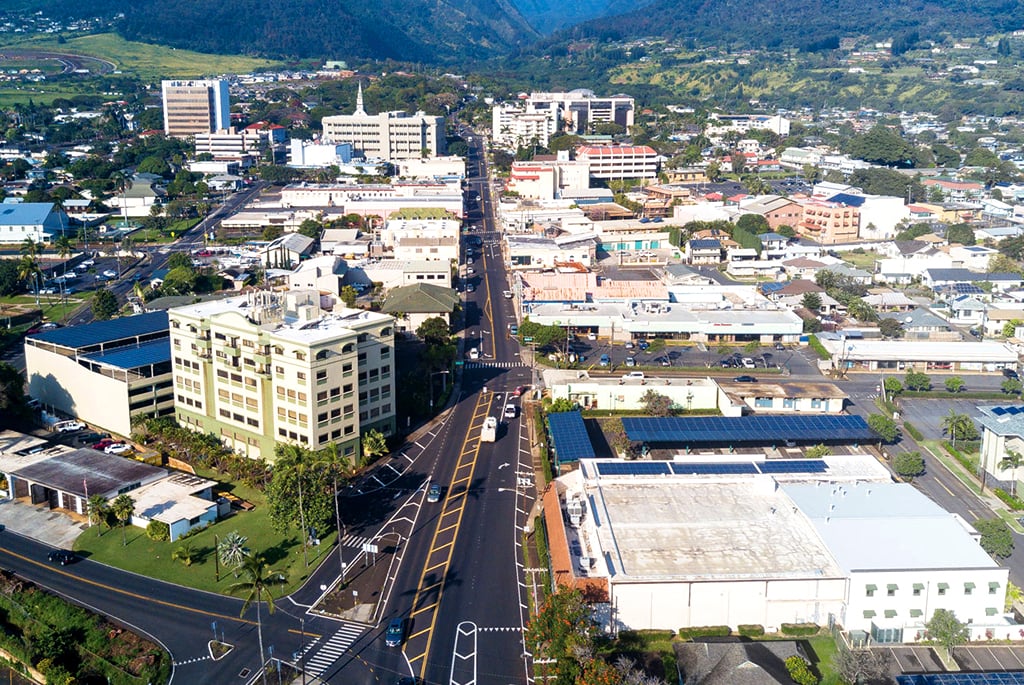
[224,346,241,357]
[253,353,270,365]
[195,339,211,350]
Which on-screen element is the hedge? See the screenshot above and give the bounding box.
[903,422,924,441]
[679,625,731,639]
[993,488,1024,511]
[808,335,831,360]
[780,622,820,636]
[944,443,977,474]
[738,624,765,637]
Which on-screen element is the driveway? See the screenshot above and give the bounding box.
[0,498,86,549]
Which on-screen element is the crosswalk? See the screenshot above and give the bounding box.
[301,622,365,677]
[465,361,527,369]
[339,533,373,549]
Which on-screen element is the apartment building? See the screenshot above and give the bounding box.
[169,290,396,464]
[320,84,445,162]
[797,200,860,244]
[525,90,634,134]
[161,79,230,138]
[575,144,658,180]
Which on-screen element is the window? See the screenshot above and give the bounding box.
[865,584,876,597]
[782,397,796,409]
[887,584,897,597]
[990,581,1000,595]
[938,583,948,595]
[913,583,923,597]
[754,397,772,408]
[345,424,354,435]
[964,582,975,595]
[810,398,823,408]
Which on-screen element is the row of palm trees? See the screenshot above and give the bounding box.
[87,493,136,545]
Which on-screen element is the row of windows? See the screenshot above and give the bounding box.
[751,397,828,408]
[218,407,260,429]
[865,581,998,598]
[177,395,203,409]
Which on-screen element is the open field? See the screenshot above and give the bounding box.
[0,33,280,80]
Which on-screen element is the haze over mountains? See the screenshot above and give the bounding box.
[12,0,1024,61]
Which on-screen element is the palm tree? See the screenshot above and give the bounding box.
[111,171,132,225]
[110,493,135,546]
[172,541,197,566]
[941,410,973,449]
[17,254,41,309]
[87,494,109,534]
[54,235,72,276]
[999,450,1024,497]
[316,442,355,575]
[227,555,286,685]
[20,238,38,259]
[276,444,312,568]
[217,531,249,576]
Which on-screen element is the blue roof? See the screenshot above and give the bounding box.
[547,411,595,463]
[621,415,873,445]
[81,338,171,370]
[758,232,787,242]
[826,192,866,207]
[0,202,55,226]
[689,239,721,249]
[29,311,168,349]
[760,282,786,294]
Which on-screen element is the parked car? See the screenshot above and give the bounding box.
[741,357,756,369]
[47,550,75,566]
[734,375,758,383]
[104,442,132,455]
[624,341,635,349]
[775,342,786,351]
[659,357,671,367]
[385,618,405,647]
[92,439,115,450]
[599,354,610,367]
[624,357,636,367]
[638,340,650,351]
[102,270,117,279]
[509,324,518,335]
[54,420,86,433]
[622,371,645,381]
[503,404,517,419]
[588,331,597,341]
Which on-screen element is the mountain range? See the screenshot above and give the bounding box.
[12,0,1024,62]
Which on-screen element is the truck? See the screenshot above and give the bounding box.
[481,416,498,442]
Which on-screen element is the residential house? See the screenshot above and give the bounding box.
[381,282,460,333]
[739,196,804,231]
[261,233,316,268]
[685,239,723,265]
[880,308,958,341]
[782,258,829,280]
[946,296,988,328]
[758,232,790,259]
[864,292,916,312]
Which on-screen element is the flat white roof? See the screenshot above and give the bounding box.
[784,482,997,571]
[822,339,1018,363]
[132,473,218,525]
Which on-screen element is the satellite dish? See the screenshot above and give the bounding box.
[904,316,913,323]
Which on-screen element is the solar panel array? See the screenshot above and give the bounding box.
[594,459,827,478]
[82,339,171,370]
[991,406,1024,417]
[547,412,595,462]
[621,415,873,445]
[897,673,1024,685]
[29,311,169,349]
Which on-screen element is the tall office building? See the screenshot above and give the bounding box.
[161,79,231,137]
[169,290,396,463]
[321,84,446,162]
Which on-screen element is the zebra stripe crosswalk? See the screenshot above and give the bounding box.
[464,361,527,369]
[339,533,372,549]
[301,622,365,677]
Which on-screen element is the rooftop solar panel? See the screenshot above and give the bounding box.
[896,674,1024,685]
[595,461,671,476]
[669,462,759,475]
[621,415,873,445]
[81,338,171,370]
[758,460,827,474]
[547,411,595,463]
[28,311,169,349]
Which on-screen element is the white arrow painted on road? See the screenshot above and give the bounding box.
[498,462,510,469]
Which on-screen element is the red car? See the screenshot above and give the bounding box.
[92,439,115,450]
[512,385,528,397]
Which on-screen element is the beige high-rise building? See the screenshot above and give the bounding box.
[169,290,396,464]
[321,84,445,162]
[161,79,231,138]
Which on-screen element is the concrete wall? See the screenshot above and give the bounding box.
[25,344,133,436]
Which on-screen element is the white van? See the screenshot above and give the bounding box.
[469,348,480,360]
[621,371,645,381]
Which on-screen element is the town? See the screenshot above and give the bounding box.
[1,45,1024,685]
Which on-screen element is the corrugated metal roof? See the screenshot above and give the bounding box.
[0,203,54,225]
[81,338,171,370]
[29,312,168,349]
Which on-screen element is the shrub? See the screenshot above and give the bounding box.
[738,624,765,637]
[808,335,830,360]
[893,451,926,479]
[994,488,1024,511]
[785,655,819,685]
[678,625,731,639]
[146,520,169,541]
[780,622,820,636]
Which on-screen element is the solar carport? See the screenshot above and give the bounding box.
[621,414,875,449]
[547,411,595,467]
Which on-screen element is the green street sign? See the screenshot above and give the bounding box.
[523,337,534,342]
[454,360,464,365]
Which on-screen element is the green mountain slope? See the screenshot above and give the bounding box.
[570,0,1024,50]
[11,0,538,62]
[510,0,655,34]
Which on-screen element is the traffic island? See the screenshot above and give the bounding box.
[310,541,398,624]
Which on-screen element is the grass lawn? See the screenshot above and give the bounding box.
[807,634,842,685]
[838,250,880,271]
[0,33,281,80]
[74,475,338,595]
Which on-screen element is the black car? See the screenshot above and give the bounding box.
[1004,368,1019,380]
[734,375,758,383]
[47,550,75,565]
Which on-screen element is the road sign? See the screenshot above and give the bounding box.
[523,337,534,342]
[362,542,379,554]
[455,360,464,366]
